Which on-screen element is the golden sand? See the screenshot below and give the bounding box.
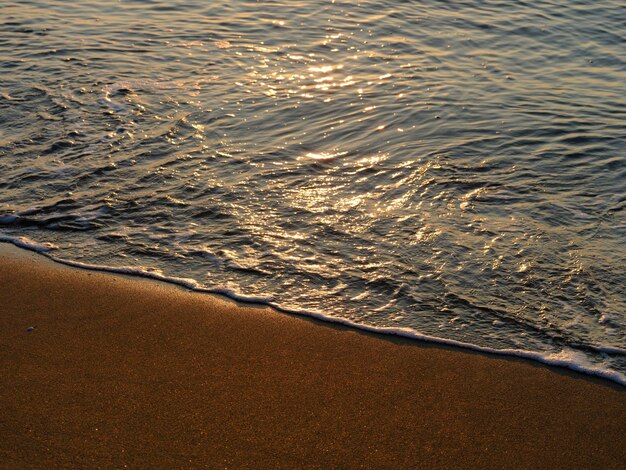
[0,243,624,468]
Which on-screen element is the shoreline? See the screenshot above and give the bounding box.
[2,237,624,386]
[1,242,624,467]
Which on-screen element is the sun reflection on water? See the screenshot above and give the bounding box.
[2,0,625,379]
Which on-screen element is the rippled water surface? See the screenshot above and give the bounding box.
[1,0,625,380]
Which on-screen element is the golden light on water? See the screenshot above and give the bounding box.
[3,0,625,386]
[304,151,347,160]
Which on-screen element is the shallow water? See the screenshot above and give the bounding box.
[1,0,625,382]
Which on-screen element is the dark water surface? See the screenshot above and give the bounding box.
[1,0,625,381]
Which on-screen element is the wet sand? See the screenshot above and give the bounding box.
[0,242,624,469]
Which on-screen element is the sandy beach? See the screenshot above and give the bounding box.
[0,242,624,468]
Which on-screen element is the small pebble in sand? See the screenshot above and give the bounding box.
[26,326,35,332]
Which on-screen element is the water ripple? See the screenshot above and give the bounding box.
[1,0,625,380]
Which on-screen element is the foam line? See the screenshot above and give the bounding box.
[0,235,57,252]
[1,235,624,387]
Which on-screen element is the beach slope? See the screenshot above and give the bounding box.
[0,243,624,468]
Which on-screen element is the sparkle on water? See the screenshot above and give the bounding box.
[1,0,625,380]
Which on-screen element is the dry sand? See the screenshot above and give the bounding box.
[0,242,624,469]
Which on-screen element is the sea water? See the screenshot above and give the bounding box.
[1,0,625,383]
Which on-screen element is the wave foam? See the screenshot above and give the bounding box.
[1,235,624,387]
[0,235,57,252]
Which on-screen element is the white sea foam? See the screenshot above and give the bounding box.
[0,235,58,252]
[1,236,624,387]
